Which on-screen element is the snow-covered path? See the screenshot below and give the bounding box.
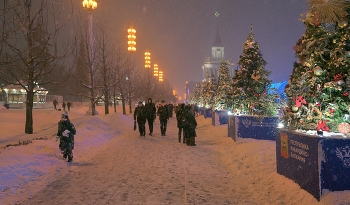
[1,105,350,204]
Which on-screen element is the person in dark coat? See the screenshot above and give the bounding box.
[56,112,76,162]
[183,105,197,146]
[168,102,174,118]
[157,100,169,136]
[53,99,58,110]
[144,98,156,136]
[176,103,186,143]
[134,101,146,136]
[67,101,72,111]
[62,102,66,111]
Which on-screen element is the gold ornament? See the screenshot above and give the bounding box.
[313,65,324,76]
[338,21,348,28]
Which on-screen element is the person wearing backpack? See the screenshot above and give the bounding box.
[183,105,197,146]
[134,101,146,136]
[176,103,186,143]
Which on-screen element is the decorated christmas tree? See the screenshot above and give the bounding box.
[213,59,233,110]
[284,0,350,135]
[188,83,202,105]
[232,25,277,116]
[200,71,212,108]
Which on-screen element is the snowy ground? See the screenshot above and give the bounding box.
[0,105,350,205]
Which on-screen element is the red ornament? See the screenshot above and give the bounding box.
[295,96,307,107]
[316,120,329,131]
[343,91,349,97]
[334,73,342,81]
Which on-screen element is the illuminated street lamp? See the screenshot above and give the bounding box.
[153,64,159,98]
[82,0,98,115]
[145,52,151,70]
[153,64,158,77]
[127,28,136,52]
[127,27,136,114]
[159,71,163,82]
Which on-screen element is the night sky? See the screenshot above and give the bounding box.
[71,0,309,98]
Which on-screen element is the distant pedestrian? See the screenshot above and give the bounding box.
[176,103,186,143]
[134,101,146,136]
[62,102,66,111]
[168,102,174,118]
[53,99,58,110]
[194,103,199,117]
[144,98,156,136]
[183,105,197,146]
[67,102,72,111]
[157,100,169,136]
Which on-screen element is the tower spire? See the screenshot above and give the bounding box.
[214,11,221,46]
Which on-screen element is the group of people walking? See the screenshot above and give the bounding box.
[53,99,72,111]
[134,98,197,146]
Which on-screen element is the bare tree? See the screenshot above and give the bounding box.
[94,26,121,115]
[71,17,100,116]
[0,0,72,134]
[111,46,131,115]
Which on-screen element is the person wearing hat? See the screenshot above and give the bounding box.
[157,100,169,136]
[56,112,76,162]
[134,101,146,136]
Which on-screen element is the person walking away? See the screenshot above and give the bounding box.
[53,99,58,110]
[194,103,199,117]
[157,100,169,136]
[62,102,66,111]
[56,113,76,162]
[168,102,174,118]
[183,105,197,146]
[67,101,72,111]
[144,98,156,136]
[134,101,146,136]
[176,103,186,143]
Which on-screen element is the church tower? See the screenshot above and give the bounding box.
[202,12,234,81]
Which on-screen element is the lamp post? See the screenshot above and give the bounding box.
[82,0,97,115]
[153,64,158,99]
[144,51,151,96]
[158,71,163,82]
[127,27,136,113]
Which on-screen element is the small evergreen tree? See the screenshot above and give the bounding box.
[200,71,211,107]
[213,59,233,110]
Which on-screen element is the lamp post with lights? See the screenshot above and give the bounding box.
[153,64,159,99]
[82,0,97,115]
[127,28,136,113]
[144,51,151,96]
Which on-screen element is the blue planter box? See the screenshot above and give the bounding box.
[276,130,350,201]
[228,115,280,141]
[215,110,228,126]
[204,108,212,119]
[198,107,205,115]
